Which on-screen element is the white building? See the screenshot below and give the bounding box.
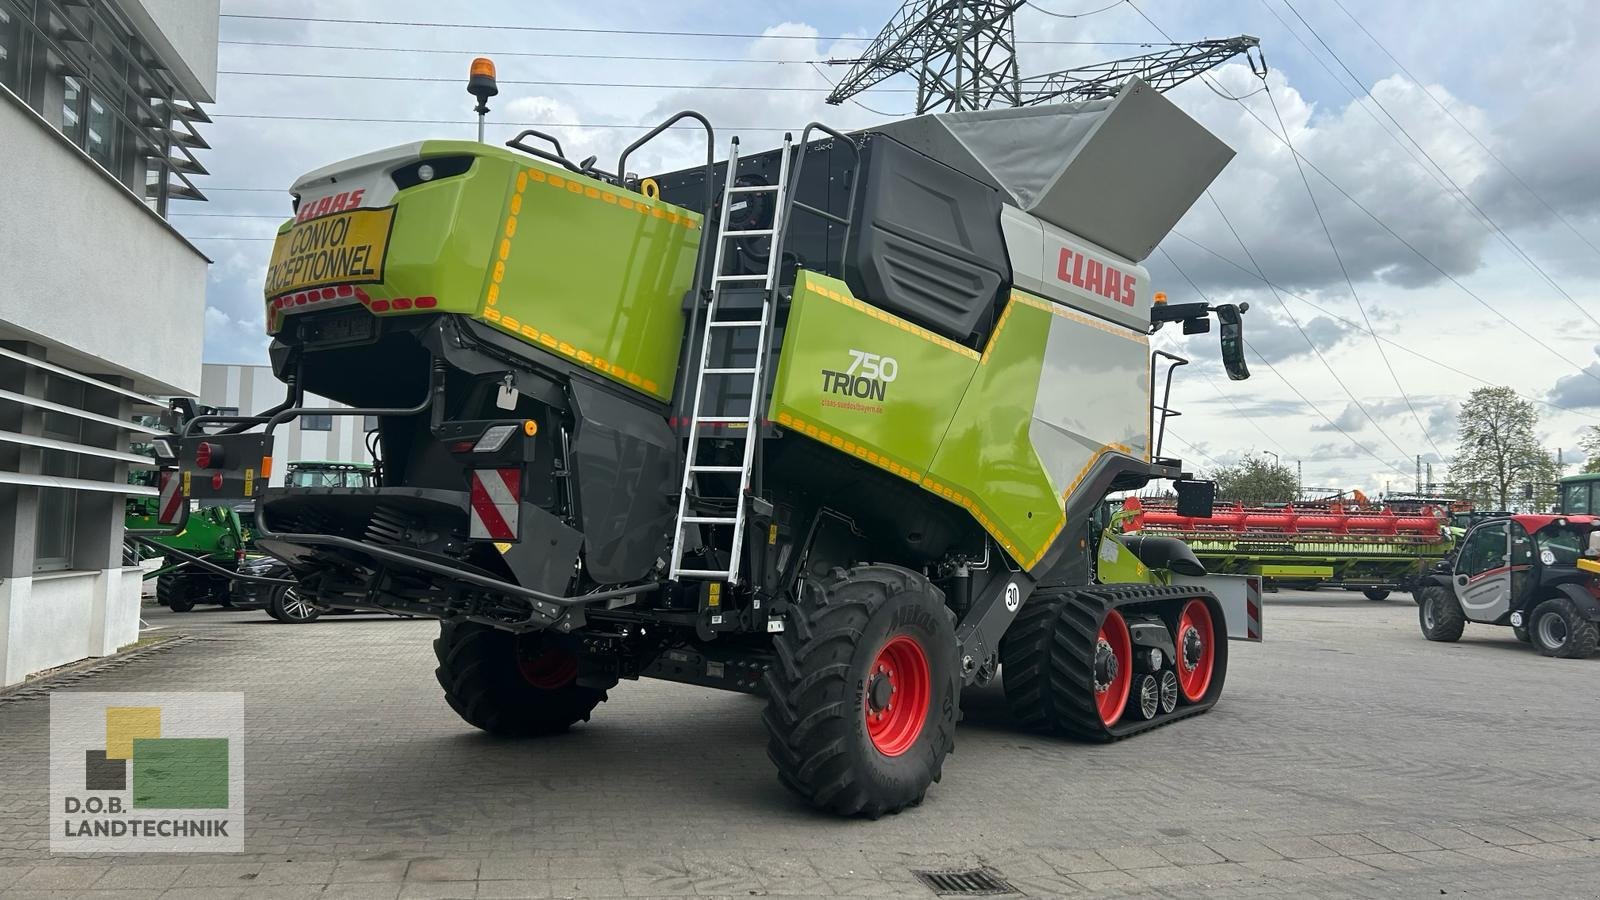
[0,0,219,686]
[199,363,375,487]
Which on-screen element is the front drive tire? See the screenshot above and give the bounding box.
[433,622,605,737]
[1417,585,1465,642]
[156,575,195,613]
[1529,597,1600,659]
[763,565,959,818]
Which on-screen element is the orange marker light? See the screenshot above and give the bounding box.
[470,57,496,80]
[523,419,538,437]
[1153,291,1168,305]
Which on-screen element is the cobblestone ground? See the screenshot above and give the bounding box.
[2,591,1598,898]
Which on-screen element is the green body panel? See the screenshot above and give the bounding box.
[268,141,702,402]
[1096,533,1157,584]
[769,271,1094,568]
[770,271,978,482]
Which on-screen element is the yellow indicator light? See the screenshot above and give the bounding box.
[523,419,538,437]
[470,57,497,80]
[1153,291,1168,305]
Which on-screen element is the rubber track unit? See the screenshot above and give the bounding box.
[1000,583,1229,742]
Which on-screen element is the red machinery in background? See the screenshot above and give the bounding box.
[1119,497,1455,599]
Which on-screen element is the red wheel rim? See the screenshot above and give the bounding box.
[1096,609,1133,726]
[1176,599,1215,702]
[518,647,578,689]
[864,635,930,757]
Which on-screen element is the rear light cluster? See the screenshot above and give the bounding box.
[367,296,438,312]
[270,286,439,313]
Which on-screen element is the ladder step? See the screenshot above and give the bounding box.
[695,416,751,423]
[723,229,774,237]
[676,569,733,579]
[707,320,760,329]
[690,465,745,473]
[713,274,769,283]
[729,185,778,194]
[703,367,758,375]
[683,516,738,525]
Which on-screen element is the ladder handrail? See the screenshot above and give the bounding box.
[776,123,863,262]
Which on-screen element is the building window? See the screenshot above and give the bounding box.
[302,414,333,432]
[34,376,86,572]
[0,0,209,216]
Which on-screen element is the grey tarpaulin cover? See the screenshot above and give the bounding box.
[871,77,1235,263]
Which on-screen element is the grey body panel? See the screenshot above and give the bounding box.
[872,78,1235,263]
[567,379,677,584]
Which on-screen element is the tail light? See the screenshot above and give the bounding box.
[195,441,222,468]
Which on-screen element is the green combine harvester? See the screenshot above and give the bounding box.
[151,73,1267,816]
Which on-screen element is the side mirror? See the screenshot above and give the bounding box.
[1175,479,1217,518]
[1215,303,1250,381]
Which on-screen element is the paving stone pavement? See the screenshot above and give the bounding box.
[1,592,1598,898]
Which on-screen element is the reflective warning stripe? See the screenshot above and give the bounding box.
[157,471,184,524]
[1245,576,1262,640]
[468,469,519,540]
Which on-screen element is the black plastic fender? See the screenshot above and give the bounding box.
[1551,583,1600,622]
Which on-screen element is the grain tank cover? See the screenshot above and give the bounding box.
[871,77,1234,263]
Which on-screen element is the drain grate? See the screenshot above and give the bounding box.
[913,867,1018,896]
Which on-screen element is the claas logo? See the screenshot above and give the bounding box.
[296,189,365,223]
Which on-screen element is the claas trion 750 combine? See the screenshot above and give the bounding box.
[152,73,1263,816]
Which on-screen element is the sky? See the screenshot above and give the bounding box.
[182,0,1600,495]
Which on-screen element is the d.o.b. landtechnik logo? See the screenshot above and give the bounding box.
[50,692,243,852]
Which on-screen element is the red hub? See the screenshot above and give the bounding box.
[1175,598,1215,702]
[1095,609,1133,726]
[864,635,930,757]
[518,647,578,690]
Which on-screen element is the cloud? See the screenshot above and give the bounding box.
[1548,345,1600,408]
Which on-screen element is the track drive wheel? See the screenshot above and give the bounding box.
[156,575,195,613]
[1416,585,1465,642]
[1529,597,1600,659]
[1174,599,1216,703]
[433,622,604,737]
[268,584,321,624]
[763,566,959,818]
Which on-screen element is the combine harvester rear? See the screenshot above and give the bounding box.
[1121,497,1454,599]
[151,70,1265,815]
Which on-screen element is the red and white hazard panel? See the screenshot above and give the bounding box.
[1173,572,1263,642]
[1244,576,1262,641]
[469,468,520,541]
[157,470,186,525]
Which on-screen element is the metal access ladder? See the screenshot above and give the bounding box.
[668,133,793,584]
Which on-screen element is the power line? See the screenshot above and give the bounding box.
[1125,0,1600,386]
[216,69,911,92]
[1328,0,1600,264]
[220,39,817,64]
[1259,75,1447,463]
[1156,245,1410,476]
[1281,0,1600,332]
[1025,0,1128,20]
[218,12,1175,45]
[1162,229,1600,423]
[207,113,802,131]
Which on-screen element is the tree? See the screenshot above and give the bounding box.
[1210,453,1299,506]
[1446,386,1559,511]
[1581,426,1600,474]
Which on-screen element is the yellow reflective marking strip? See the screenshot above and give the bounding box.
[243,468,255,497]
[1008,292,1149,345]
[803,282,981,360]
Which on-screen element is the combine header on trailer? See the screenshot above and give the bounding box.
[151,66,1266,816]
[1121,497,1454,599]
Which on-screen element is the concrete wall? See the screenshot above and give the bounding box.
[0,567,143,687]
[0,93,209,396]
[112,0,221,100]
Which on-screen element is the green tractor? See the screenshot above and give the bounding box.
[153,77,1263,815]
[125,488,252,613]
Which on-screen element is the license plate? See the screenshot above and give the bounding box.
[264,207,396,298]
[302,308,375,346]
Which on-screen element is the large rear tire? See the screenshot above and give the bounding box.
[433,622,605,737]
[1417,585,1465,642]
[156,575,195,613]
[1529,597,1600,659]
[763,566,959,818]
